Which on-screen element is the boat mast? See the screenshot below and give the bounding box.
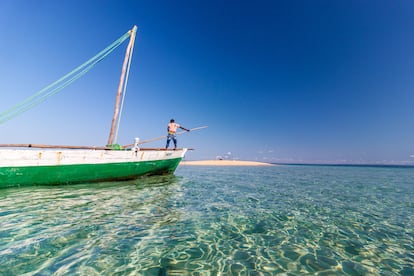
[107,25,138,146]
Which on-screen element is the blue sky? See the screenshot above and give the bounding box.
[0,0,413,164]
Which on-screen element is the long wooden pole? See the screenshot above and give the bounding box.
[122,126,208,148]
[107,25,138,145]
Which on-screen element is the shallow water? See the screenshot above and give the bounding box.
[0,165,413,275]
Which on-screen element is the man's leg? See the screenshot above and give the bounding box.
[173,136,177,149]
[166,135,171,149]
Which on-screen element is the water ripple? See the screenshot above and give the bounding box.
[0,166,413,275]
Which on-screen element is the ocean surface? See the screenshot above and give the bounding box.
[0,164,413,275]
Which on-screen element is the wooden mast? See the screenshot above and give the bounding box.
[107,25,137,146]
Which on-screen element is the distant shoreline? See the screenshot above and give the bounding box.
[180,160,275,166]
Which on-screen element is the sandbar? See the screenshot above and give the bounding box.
[180,160,275,166]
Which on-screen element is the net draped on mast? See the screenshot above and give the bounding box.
[0,30,132,124]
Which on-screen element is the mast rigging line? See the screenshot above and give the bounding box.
[0,29,132,124]
[113,26,137,144]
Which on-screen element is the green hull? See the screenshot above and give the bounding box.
[0,157,182,188]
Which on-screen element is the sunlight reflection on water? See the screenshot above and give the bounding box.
[0,165,413,275]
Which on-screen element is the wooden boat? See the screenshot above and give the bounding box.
[0,25,188,188]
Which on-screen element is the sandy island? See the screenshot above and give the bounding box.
[180,160,275,166]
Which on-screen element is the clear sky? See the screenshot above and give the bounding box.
[0,0,413,164]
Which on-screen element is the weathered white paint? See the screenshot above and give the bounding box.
[0,148,187,167]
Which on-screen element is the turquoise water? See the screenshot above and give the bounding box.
[0,165,413,275]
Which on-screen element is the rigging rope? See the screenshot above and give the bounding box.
[0,30,131,124]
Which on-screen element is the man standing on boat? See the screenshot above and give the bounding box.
[166,119,189,149]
